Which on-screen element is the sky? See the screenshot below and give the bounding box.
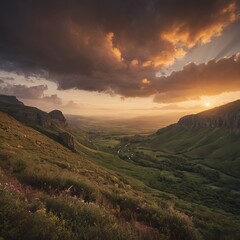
[0,0,240,121]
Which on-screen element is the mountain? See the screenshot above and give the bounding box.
[1,97,240,240]
[0,94,74,151]
[147,100,240,177]
[109,100,240,239]
[0,111,200,240]
[0,95,66,129]
[178,100,240,134]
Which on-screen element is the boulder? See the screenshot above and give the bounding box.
[49,110,67,128]
[59,132,75,151]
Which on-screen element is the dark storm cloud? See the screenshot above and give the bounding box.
[153,53,240,103]
[0,0,239,99]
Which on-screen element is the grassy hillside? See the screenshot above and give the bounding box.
[0,112,201,240]
[67,115,240,240]
[1,97,240,239]
[148,125,240,177]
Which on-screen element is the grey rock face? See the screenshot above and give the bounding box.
[0,95,74,150]
[49,110,67,128]
[59,132,75,151]
[4,108,52,128]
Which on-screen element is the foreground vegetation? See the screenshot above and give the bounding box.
[1,105,240,239]
[0,112,200,240]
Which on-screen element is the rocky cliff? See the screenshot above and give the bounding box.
[49,110,67,128]
[178,100,240,134]
[0,95,24,106]
[59,132,75,151]
[0,95,75,151]
[0,104,52,128]
[0,95,67,129]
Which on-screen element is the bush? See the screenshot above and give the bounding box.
[19,171,98,202]
[0,190,72,240]
[45,197,138,240]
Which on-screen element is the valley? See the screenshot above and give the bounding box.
[67,110,240,239]
[1,2,240,239]
[0,96,240,240]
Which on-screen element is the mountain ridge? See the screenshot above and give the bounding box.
[0,94,74,151]
[178,99,240,134]
[1,96,240,239]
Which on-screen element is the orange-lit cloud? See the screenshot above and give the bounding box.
[153,53,240,103]
[131,59,139,67]
[142,78,150,85]
[106,32,123,61]
[151,48,186,67]
[0,0,239,101]
[161,2,238,48]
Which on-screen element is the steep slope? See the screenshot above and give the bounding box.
[150,125,240,176]
[0,112,200,240]
[0,95,74,151]
[131,100,240,183]
[152,100,240,177]
[0,95,66,129]
[49,110,67,128]
[1,98,240,239]
[178,99,240,134]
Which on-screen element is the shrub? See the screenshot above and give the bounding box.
[19,171,98,202]
[0,190,72,240]
[45,197,138,240]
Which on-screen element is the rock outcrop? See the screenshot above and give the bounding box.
[49,110,67,128]
[0,106,52,128]
[59,132,75,151]
[21,111,52,128]
[178,100,240,135]
[0,95,75,151]
[0,95,24,106]
[0,95,68,129]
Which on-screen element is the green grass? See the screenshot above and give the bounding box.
[66,117,240,239]
[1,109,240,239]
[0,112,202,240]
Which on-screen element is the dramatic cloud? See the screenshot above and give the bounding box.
[153,53,240,103]
[0,84,48,99]
[0,77,15,82]
[0,0,239,99]
[42,94,62,105]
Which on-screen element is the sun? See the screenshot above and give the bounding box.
[204,101,211,107]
